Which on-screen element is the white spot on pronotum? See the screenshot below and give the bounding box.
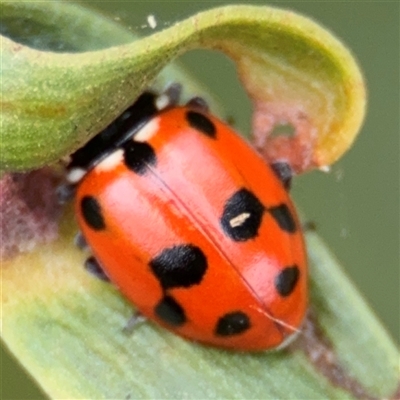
[134,118,159,142]
[229,212,251,228]
[155,94,170,110]
[67,168,86,183]
[96,149,123,171]
[147,14,157,29]
[319,165,331,173]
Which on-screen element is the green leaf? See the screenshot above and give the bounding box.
[1,1,365,172]
[2,206,398,399]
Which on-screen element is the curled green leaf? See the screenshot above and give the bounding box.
[1,3,365,172]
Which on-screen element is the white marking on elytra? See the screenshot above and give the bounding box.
[229,212,251,228]
[134,118,160,142]
[96,149,124,171]
[155,94,171,110]
[67,168,86,183]
[147,14,157,29]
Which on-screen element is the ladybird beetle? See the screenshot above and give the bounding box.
[64,84,307,351]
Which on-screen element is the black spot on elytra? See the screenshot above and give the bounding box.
[186,110,216,138]
[155,295,186,326]
[149,244,207,290]
[275,266,300,297]
[81,196,105,231]
[123,140,156,174]
[215,311,251,336]
[221,188,265,241]
[269,204,297,233]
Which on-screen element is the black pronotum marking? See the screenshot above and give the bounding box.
[123,140,157,174]
[186,110,216,138]
[69,91,157,171]
[275,265,300,297]
[221,188,265,241]
[269,204,297,233]
[149,244,207,290]
[155,295,186,326]
[215,311,251,336]
[81,196,106,231]
[84,256,110,282]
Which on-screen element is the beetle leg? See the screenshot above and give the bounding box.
[84,256,110,282]
[155,83,182,111]
[186,96,210,113]
[56,183,76,204]
[270,161,293,190]
[123,311,147,334]
[74,231,88,250]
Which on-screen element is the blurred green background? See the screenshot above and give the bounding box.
[1,1,398,399]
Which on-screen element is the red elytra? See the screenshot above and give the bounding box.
[70,91,308,351]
